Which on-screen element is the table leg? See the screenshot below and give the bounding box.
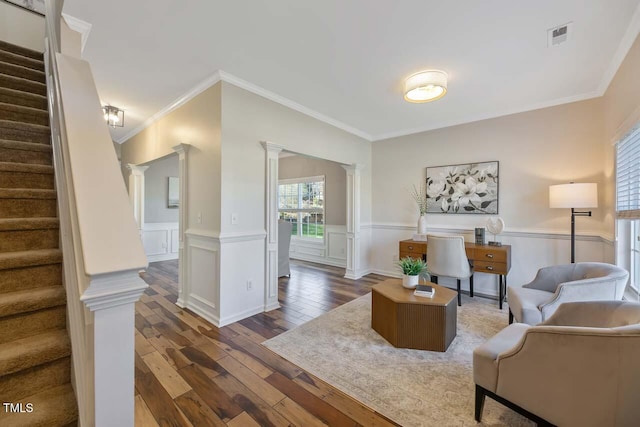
[499,275,503,310]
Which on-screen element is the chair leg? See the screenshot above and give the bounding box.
[509,309,514,324]
[457,279,461,306]
[475,385,486,422]
[469,274,474,298]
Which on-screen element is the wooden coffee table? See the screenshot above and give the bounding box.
[371,279,457,352]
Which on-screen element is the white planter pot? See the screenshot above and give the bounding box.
[417,214,427,234]
[402,274,419,289]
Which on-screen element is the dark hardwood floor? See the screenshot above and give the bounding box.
[134,259,399,426]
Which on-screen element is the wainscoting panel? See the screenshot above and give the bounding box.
[289,224,347,268]
[370,224,610,298]
[184,230,220,326]
[142,222,179,262]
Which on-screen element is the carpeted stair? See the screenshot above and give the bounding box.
[0,41,78,426]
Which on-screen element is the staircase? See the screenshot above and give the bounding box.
[0,40,78,426]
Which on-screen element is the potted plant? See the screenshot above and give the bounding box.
[397,256,427,289]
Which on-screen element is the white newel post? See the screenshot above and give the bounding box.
[262,141,283,311]
[172,144,190,307]
[343,164,363,280]
[81,271,147,427]
[126,164,148,233]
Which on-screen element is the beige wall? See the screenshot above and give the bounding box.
[372,98,605,236]
[0,2,44,52]
[120,83,222,233]
[279,154,346,226]
[220,81,372,234]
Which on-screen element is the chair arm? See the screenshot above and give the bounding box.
[538,278,618,321]
[522,265,574,293]
[495,327,625,426]
[543,301,640,328]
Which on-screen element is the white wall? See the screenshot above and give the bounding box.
[0,2,44,52]
[372,98,608,296]
[144,154,179,224]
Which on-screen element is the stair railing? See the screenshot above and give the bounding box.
[43,2,148,426]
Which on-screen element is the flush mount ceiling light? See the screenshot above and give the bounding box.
[102,105,124,127]
[404,70,448,103]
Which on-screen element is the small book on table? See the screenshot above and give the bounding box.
[414,284,434,298]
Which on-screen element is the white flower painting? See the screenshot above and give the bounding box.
[425,161,499,214]
[6,0,45,15]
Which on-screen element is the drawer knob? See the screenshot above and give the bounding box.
[486,265,494,271]
[486,254,494,259]
[408,246,413,250]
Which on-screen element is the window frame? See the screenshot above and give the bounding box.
[278,175,325,242]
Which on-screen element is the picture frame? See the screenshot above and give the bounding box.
[167,177,179,208]
[4,0,45,16]
[425,161,499,214]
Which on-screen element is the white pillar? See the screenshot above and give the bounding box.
[343,164,363,280]
[81,271,147,427]
[172,144,190,308]
[126,164,148,232]
[261,141,283,311]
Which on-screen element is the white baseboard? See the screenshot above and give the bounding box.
[218,305,264,327]
[186,294,219,327]
[147,253,178,263]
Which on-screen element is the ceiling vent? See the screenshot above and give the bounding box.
[548,22,573,47]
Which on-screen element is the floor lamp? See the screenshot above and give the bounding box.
[549,183,598,263]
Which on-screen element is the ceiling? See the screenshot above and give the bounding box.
[63,0,640,143]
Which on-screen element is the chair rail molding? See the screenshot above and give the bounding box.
[172,143,190,308]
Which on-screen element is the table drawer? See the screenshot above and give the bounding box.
[474,260,508,275]
[474,247,508,263]
[399,241,426,256]
[399,251,424,261]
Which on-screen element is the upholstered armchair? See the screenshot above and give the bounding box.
[474,301,640,426]
[507,262,628,325]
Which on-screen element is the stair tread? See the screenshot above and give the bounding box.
[0,102,48,117]
[0,41,43,61]
[0,138,52,152]
[0,72,46,93]
[0,188,56,199]
[0,217,58,231]
[0,49,44,72]
[0,86,47,105]
[0,60,45,83]
[0,162,53,174]
[0,249,62,271]
[0,118,49,132]
[0,330,70,376]
[1,383,78,427]
[0,286,65,317]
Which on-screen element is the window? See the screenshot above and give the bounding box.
[278,176,325,240]
[616,124,640,292]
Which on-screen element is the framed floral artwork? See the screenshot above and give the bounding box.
[4,0,45,16]
[426,161,499,214]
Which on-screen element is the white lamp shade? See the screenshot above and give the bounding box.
[549,183,598,208]
[404,70,448,103]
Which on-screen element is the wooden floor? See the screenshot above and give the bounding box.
[135,259,399,426]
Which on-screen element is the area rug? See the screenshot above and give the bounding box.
[263,293,532,427]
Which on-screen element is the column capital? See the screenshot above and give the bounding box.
[342,163,364,173]
[126,164,149,175]
[172,143,191,156]
[261,141,284,153]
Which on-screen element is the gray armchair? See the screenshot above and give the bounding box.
[474,301,640,426]
[507,262,628,325]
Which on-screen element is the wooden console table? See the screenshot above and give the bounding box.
[399,239,512,309]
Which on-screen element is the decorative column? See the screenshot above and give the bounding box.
[126,164,148,233]
[172,144,190,308]
[261,141,283,311]
[81,270,147,427]
[343,164,363,280]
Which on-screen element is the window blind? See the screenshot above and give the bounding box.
[616,124,640,219]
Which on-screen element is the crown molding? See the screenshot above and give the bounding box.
[61,13,92,55]
[596,2,640,95]
[116,70,372,144]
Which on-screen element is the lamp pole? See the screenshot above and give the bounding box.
[570,208,592,263]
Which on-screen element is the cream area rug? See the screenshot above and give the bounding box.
[263,293,533,427]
